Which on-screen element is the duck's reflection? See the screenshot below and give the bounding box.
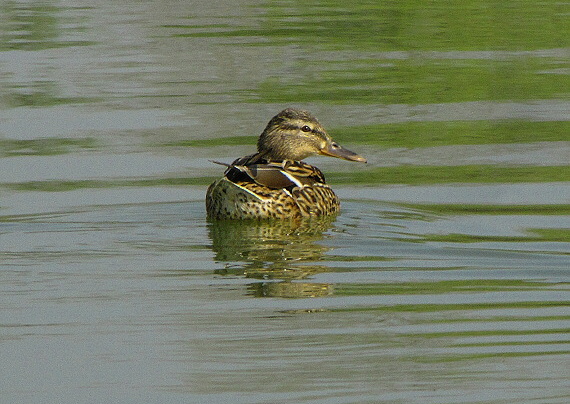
[208,217,336,298]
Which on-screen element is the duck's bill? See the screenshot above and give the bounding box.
[320,143,367,163]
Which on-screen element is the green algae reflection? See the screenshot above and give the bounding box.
[174,0,566,51]
[0,2,95,51]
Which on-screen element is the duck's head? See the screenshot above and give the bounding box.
[257,108,367,163]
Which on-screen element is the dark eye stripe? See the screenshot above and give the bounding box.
[281,123,303,131]
[281,123,313,132]
[280,122,327,138]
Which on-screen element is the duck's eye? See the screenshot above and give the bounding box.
[331,142,339,149]
[301,125,312,132]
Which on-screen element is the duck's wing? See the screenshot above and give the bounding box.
[281,160,326,184]
[219,158,326,190]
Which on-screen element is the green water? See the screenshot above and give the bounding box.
[1,1,569,403]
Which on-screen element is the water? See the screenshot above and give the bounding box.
[1,1,569,403]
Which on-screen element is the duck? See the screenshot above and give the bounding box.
[206,108,366,220]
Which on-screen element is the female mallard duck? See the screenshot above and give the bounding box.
[206,108,366,220]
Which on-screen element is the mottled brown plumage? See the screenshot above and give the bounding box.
[206,108,366,220]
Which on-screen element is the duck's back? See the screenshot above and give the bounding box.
[206,159,340,220]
